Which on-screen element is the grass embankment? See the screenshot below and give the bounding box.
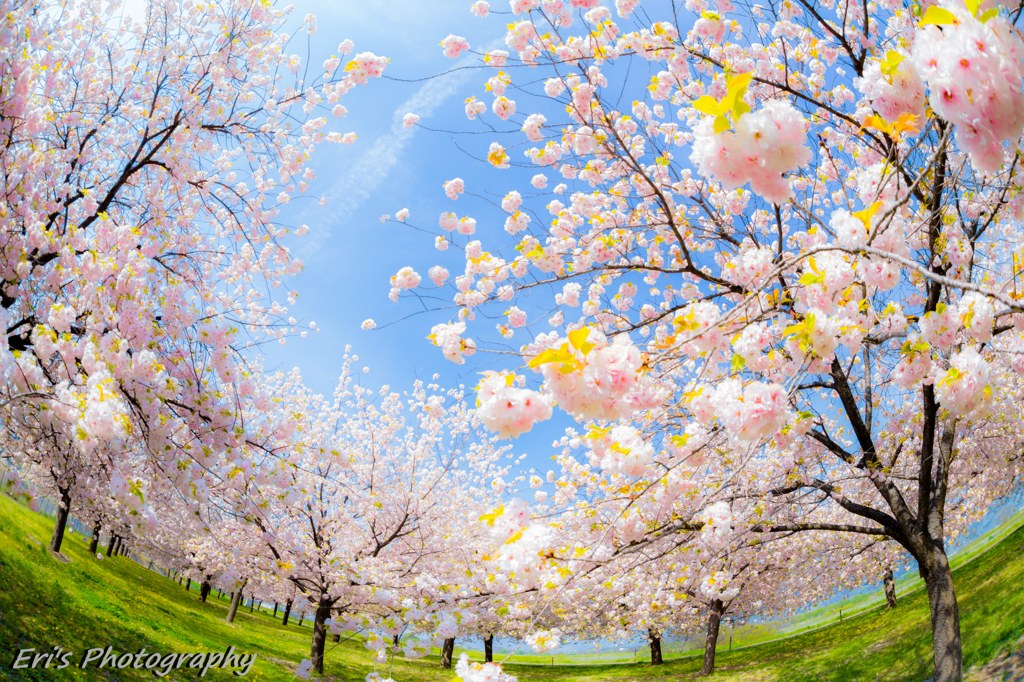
[1,493,1023,681]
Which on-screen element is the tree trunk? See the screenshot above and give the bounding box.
[884,568,897,609]
[484,634,494,663]
[217,588,223,600]
[113,536,122,556]
[921,548,962,682]
[298,612,304,627]
[185,577,192,592]
[106,533,117,557]
[702,598,724,676]
[648,629,663,666]
[225,581,247,624]
[282,599,293,626]
[249,594,255,612]
[440,637,456,669]
[273,602,278,617]
[200,578,211,603]
[88,521,101,554]
[49,488,72,553]
[310,596,334,675]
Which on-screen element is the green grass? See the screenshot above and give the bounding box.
[1,493,1023,681]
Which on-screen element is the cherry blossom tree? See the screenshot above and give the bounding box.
[227,355,515,676]
[393,2,1024,679]
[0,0,384,524]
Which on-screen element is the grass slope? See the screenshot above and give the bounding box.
[1,493,1023,681]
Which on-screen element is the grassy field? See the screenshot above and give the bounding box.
[1,493,1023,681]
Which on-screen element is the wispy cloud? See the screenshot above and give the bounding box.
[324,63,476,221]
[292,60,477,262]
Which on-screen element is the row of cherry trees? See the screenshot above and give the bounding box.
[0,0,370,540]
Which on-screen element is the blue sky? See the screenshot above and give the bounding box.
[262,2,494,385]
[254,1,568,465]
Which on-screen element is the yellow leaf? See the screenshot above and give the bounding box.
[692,95,723,116]
[568,326,590,351]
[670,434,690,448]
[692,71,752,132]
[527,346,570,369]
[919,6,958,26]
[479,504,505,526]
[879,50,905,78]
[724,71,753,118]
[862,113,919,139]
[852,200,883,228]
[862,114,890,134]
[892,112,921,135]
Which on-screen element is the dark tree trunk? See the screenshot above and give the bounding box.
[440,637,455,669]
[113,536,122,556]
[49,488,72,553]
[298,612,304,627]
[702,598,724,676]
[88,521,101,554]
[226,581,247,623]
[921,548,962,682]
[106,533,117,557]
[310,596,334,674]
[884,568,897,609]
[217,588,223,600]
[282,599,293,626]
[200,578,212,603]
[185,577,192,592]
[249,595,255,612]
[273,602,278,617]
[648,629,663,665]
[484,634,494,663]
[332,633,341,643]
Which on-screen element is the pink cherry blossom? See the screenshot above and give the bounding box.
[441,34,472,59]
